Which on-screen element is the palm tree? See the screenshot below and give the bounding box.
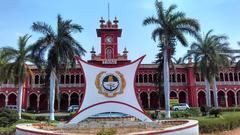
[173,57,184,65]
[185,30,230,109]
[143,0,200,118]
[0,34,41,119]
[31,15,86,120]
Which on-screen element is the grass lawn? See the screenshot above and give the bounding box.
[0,119,39,134]
[191,111,240,133]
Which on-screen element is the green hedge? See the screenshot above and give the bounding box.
[195,112,240,133]
[21,113,73,121]
[0,119,39,135]
[148,108,201,119]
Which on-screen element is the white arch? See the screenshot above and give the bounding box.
[7,92,17,97]
[0,92,7,97]
[70,92,80,97]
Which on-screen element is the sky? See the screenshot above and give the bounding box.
[0,0,240,63]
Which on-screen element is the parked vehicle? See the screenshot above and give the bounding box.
[172,103,190,111]
[67,105,79,112]
[5,105,26,112]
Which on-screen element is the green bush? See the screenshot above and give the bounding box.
[196,112,240,133]
[209,109,221,117]
[0,119,38,135]
[22,113,36,120]
[219,107,240,112]
[96,128,117,135]
[35,116,47,121]
[200,106,207,116]
[0,108,18,127]
[147,111,157,119]
[171,108,201,118]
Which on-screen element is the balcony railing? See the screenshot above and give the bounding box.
[195,81,240,86]
[30,83,85,88]
[135,82,187,87]
[0,84,16,88]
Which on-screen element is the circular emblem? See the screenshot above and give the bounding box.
[102,75,119,91]
[95,71,126,98]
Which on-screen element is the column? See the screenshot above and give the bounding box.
[147,93,150,109]
[5,97,8,106]
[225,95,228,108]
[68,95,71,107]
[234,93,238,107]
[27,96,29,109]
[37,96,40,111]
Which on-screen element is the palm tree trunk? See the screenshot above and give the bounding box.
[17,81,23,119]
[57,83,61,112]
[49,70,56,121]
[205,77,211,109]
[163,48,170,118]
[213,75,218,109]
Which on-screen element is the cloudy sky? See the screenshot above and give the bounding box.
[0,0,239,63]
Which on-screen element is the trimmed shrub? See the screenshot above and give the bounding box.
[209,109,221,117]
[200,106,207,116]
[22,113,36,120]
[197,112,240,133]
[147,111,157,119]
[0,108,18,127]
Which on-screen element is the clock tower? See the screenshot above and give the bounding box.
[89,17,129,65]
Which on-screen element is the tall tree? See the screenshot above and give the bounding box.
[0,34,41,119]
[143,0,200,118]
[31,15,86,120]
[185,30,230,109]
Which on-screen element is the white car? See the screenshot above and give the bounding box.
[172,103,190,111]
[5,105,26,112]
[67,105,79,112]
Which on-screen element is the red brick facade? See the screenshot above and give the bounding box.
[0,18,239,111]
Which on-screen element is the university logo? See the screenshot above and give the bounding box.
[95,71,126,97]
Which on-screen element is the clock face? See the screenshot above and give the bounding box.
[105,36,113,44]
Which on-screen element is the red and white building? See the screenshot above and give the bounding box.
[0,18,240,111]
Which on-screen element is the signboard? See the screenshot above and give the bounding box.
[170,98,179,107]
[102,59,117,64]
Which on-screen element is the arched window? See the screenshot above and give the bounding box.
[224,73,229,81]
[182,74,186,82]
[106,48,113,59]
[229,73,233,81]
[70,75,75,84]
[40,76,44,84]
[149,74,153,83]
[177,74,181,82]
[35,75,39,84]
[144,74,148,83]
[139,74,143,83]
[66,75,70,84]
[81,75,84,83]
[76,75,80,83]
[136,75,139,83]
[220,73,224,81]
[60,75,64,84]
[234,73,238,81]
[195,73,200,82]
[172,74,176,82]
[153,73,158,83]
